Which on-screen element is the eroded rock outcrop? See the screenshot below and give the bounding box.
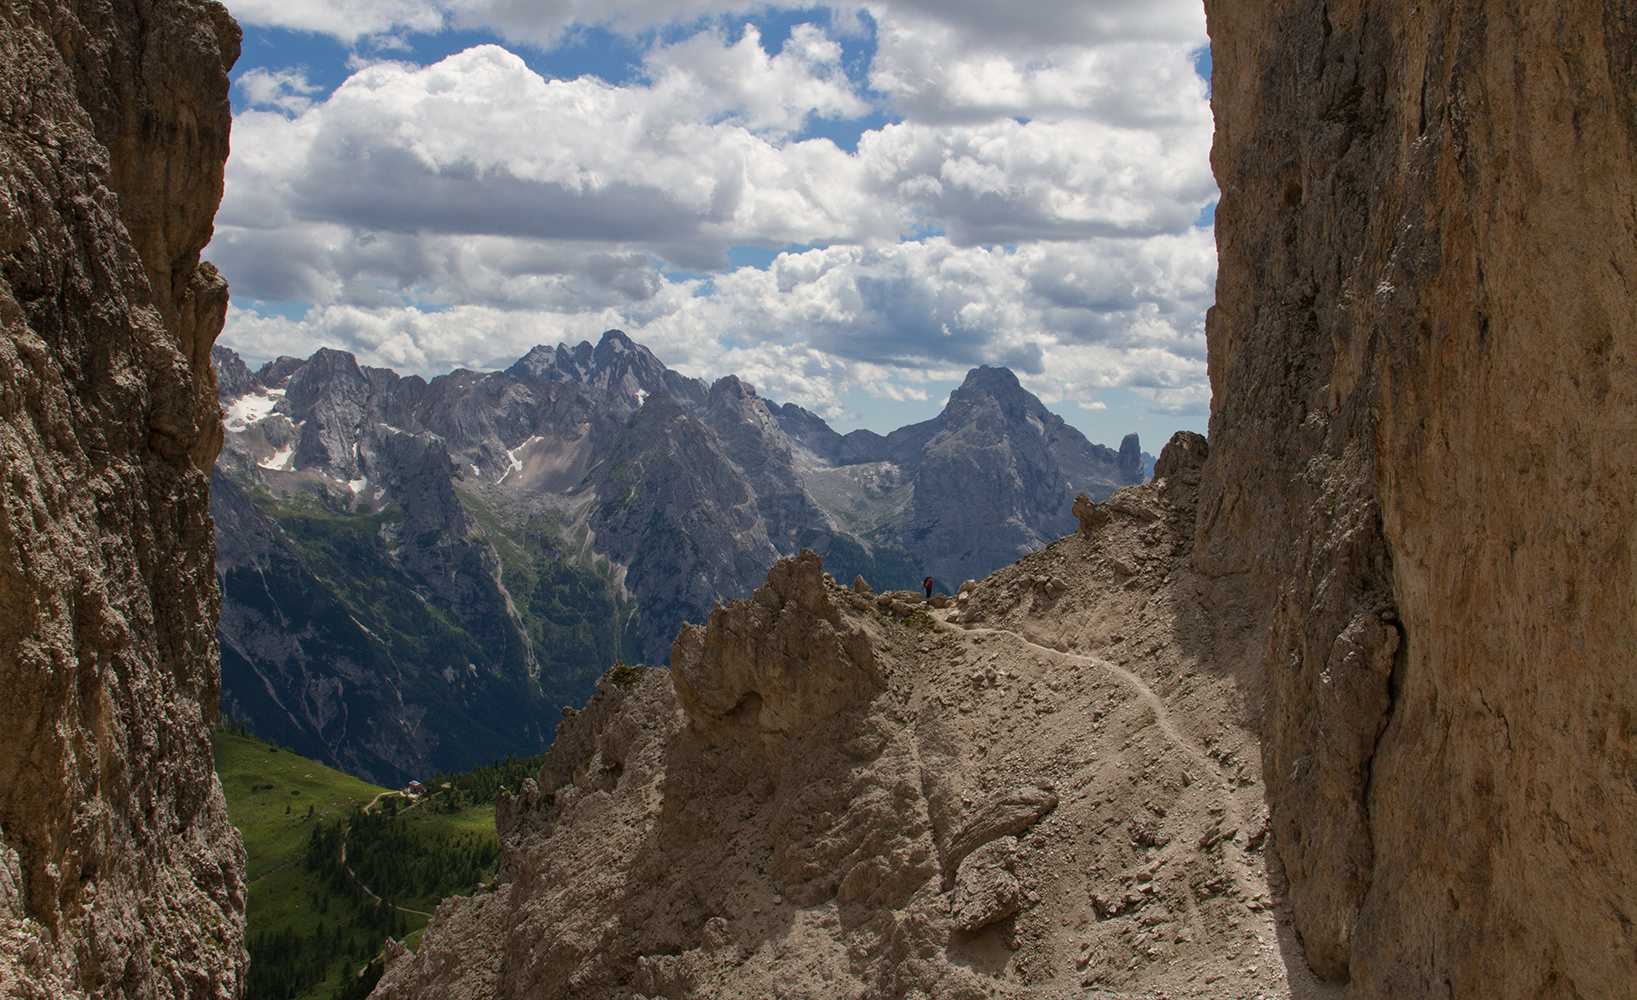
[1200,1,1637,994]
[0,1,244,997]
[377,453,1321,999]
[670,550,882,733]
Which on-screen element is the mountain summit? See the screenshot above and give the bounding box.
[506,329,708,413]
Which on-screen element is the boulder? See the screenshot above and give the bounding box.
[1072,492,1109,532]
[951,837,1025,931]
[1153,430,1208,480]
[942,785,1058,885]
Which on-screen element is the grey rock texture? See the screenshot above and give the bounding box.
[0,1,245,997]
[1117,433,1142,479]
[1199,0,1637,993]
[209,471,435,784]
[588,390,781,661]
[703,374,828,557]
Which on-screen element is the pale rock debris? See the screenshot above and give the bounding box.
[377,433,1341,1000]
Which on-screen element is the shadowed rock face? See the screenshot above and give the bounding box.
[1200,0,1637,993]
[0,0,246,996]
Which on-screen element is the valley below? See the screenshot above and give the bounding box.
[215,726,541,1000]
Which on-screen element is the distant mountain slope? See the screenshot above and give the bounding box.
[902,365,1134,585]
[211,331,1144,779]
[211,472,609,786]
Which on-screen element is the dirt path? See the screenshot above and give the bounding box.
[918,500,1347,999]
[340,792,437,919]
[958,623,1261,904]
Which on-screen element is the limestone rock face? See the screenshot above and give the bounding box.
[1200,0,1637,994]
[703,374,830,557]
[0,1,245,997]
[671,550,882,733]
[589,391,783,660]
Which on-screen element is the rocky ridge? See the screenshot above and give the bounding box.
[374,2,1637,996]
[0,1,245,997]
[374,434,1342,1000]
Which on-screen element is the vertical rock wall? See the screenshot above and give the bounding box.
[0,1,245,997]
[1200,0,1637,995]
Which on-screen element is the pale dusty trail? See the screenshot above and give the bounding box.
[340,792,437,919]
[956,622,1261,904]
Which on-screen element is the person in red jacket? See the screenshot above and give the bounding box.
[923,576,934,601]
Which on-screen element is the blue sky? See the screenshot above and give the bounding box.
[211,0,1216,448]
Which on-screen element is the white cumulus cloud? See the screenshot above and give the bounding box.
[236,67,324,114]
[219,234,1214,422]
[212,0,1217,430]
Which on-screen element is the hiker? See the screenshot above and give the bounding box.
[923,576,934,601]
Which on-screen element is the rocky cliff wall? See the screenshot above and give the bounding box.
[1199,0,1637,994]
[0,1,244,997]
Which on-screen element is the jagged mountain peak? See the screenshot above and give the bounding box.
[956,363,1024,392]
[1118,432,1143,477]
[942,364,1055,430]
[255,353,313,389]
[592,326,640,359]
[209,332,1151,780]
[708,372,754,397]
[212,343,257,401]
[283,346,369,403]
[506,329,708,413]
[707,373,777,419]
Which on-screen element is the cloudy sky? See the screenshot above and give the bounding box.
[210,0,1216,446]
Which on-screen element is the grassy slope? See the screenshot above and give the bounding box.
[215,729,527,1000]
[215,729,387,888]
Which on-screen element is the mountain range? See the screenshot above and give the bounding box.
[210,331,1147,783]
